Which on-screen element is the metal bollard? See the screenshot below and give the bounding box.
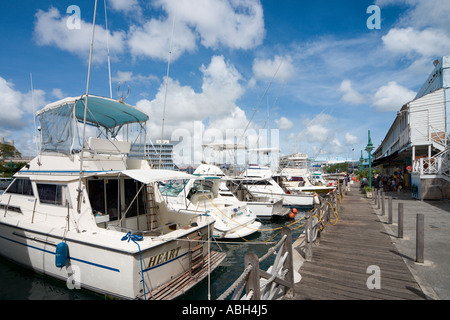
[416,214,424,263]
[388,196,393,224]
[377,189,381,209]
[381,191,385,216]
[398,203,403,239]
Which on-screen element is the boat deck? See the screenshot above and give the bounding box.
[146,250,226,300]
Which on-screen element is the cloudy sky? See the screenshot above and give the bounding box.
[0,0,449,165]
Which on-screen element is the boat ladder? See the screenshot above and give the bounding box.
[189,235,204,275]
[146,184,158,230]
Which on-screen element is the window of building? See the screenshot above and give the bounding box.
[5,178,34,196]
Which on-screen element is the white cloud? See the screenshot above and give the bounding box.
[372,81,416,112]
[128,0,265,62]
[156,0,265,50]
[127,18,197,62]
[112,71,159,85]
[109,0,141,15]
[137,55,246,140]
[33,7,126,63]
[338,80,367,105]
[297,114,335,144]
[0,77,46,128]
[51,88,65,99]
[252,55,294,83]
[382,27,450,58]
[377,0,450,34]
[274,117,293,130]
[344,132,359,145]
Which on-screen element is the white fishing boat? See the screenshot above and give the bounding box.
[0,95,225,300]
[160,164,261,239]
[280,167,335,194]
[192,164,290,219]
[242,164,320,209]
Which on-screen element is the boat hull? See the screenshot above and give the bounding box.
[0,220,218,300]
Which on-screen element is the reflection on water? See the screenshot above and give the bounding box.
[0,255,101,300]
[0,216,305,300]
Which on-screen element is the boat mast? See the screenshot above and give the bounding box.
[159,13,176,169]
[104,0,112,99]
[77,0,98,213]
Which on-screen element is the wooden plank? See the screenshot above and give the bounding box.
[147,251,226,300]
[291,187,427,300]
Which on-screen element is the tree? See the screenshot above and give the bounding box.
[0,143,21,159]
[0,143,23,178]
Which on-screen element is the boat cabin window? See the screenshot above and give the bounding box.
[87,178,145,222]
[5,178,34,196]
[36,183,68,205]
[242,179,272,186]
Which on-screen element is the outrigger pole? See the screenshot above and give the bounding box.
[77,0,98,213]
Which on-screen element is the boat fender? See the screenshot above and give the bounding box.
[313,193,320,205]
[55,242,68,268]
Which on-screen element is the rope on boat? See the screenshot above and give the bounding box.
[121,232,152,300]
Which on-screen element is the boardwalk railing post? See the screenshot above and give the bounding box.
[416,214,424,263]
[388,196,393,224]
[244,252,260,300]
[281,226,295,298]
[381,191,385,216]
[305,211,312,262]
[398,203,403,239]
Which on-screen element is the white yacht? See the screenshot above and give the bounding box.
[242,164,320,209]
[191,164,291,219]
[0,95,225,300]
[160,164,261,239]
[280,167,335,194]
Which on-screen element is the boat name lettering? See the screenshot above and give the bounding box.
[147,247,180,268]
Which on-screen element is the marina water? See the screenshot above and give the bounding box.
[0,216,306,300]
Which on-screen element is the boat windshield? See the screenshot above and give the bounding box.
[159,179,215,197]
[159,180,189,197]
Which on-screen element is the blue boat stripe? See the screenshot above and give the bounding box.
[0,235,120,273]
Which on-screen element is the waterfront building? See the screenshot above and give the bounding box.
[373,56,450,200]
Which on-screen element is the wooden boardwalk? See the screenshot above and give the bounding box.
[291,186,427,300]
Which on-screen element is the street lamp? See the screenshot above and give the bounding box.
[365,130,374,188]
[359,150,364,174]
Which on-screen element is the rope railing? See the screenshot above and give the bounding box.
[217,226,294,300]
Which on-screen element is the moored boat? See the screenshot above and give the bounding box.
[0,95,224,300]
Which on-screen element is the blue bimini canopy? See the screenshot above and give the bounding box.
[38,95,149,129]
[36,95,149,154]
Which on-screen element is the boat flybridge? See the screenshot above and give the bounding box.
[0,95,225,300]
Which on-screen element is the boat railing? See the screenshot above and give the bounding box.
[107,223,178,238]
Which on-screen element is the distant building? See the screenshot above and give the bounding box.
[146,140,177,170]
[373,55,450,200]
